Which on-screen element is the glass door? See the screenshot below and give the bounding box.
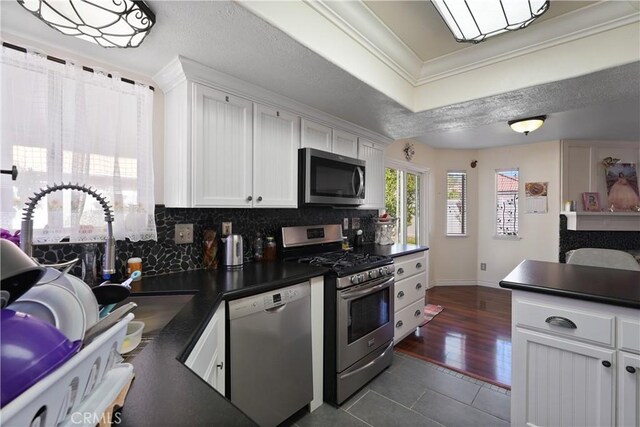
[385,167,422,244]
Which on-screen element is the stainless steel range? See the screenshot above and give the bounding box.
[282,224,395,405]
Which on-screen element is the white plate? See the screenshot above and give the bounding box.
[11,283,86,341]
[9,299,58,325]
[58,274,100,328]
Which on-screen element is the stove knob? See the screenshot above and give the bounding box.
[378,268,384,276]
[351,275,358,284]
[358,274,365,283]
[369,270,378,279]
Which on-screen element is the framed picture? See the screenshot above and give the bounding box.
[582,192,600,212]
[605,163,639,211]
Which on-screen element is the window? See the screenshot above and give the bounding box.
[385,166,423,244]
[1,47,156,243]
[446,171,467,235]
[495,168,519,236]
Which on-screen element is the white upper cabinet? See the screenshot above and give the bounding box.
[253,105,300,208]
[193,84,253,207]
[358,139,385,210]
[301,119,332,152]
[332,129,359,158]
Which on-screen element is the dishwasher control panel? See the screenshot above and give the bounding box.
[228,281,311,319]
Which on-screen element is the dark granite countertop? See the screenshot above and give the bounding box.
[499,260,640,309]
[119,262,328,427]
[354,243,429,258]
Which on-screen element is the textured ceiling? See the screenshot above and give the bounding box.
[1,1,638,149]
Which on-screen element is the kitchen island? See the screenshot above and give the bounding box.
[118,262,327,427]
[500,260,640,426]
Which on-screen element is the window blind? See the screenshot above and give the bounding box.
[446,171,466,235]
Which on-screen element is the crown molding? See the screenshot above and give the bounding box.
[156,56,393,145]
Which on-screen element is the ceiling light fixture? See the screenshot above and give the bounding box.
[432,0,550,44]
[17,0,155,48]
[508,116,546,135]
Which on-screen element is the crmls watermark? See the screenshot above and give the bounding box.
[70,411,122,425]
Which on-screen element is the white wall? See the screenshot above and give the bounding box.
[1,33,166,204]
[476,140,561,286]
[386,139,562,288]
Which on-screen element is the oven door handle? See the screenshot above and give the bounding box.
[340,277,393,300]
[339,340,394,380]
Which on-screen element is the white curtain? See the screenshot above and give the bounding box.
[0,46,156,242]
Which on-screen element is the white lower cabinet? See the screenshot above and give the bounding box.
[185,303,226,394]
[511,290,640,427]
[393,251,427,344]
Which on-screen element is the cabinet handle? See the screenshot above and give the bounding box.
[397,268,404,275]
[626,366,637,374]
[257,196,263,202]
[225,96,229,102]
[247,196,253,201]
[414,310,422,317]
[545,316,577,329]
[395,320,403,328]
[602,361,611,368]
[416,262,423,269]
[415,283,423,290]
[217,361,224,370]
[397,291,405,298]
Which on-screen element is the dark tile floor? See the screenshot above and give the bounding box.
[287,352,511,427]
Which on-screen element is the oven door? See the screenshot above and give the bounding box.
[300,148,365,206]
[336,276,394,372]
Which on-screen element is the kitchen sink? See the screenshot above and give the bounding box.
[115,294,194,337]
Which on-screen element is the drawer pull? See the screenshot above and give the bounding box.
[416,262,423,269]
[545,316,577,329]
[396,320,403,328]
[217,361,224,370]
[415,283,423,290]
[397,291,405,298]
[397,268,405,275]
[602,360,611,368]
[626,366,637,374]
[414,310,422,317]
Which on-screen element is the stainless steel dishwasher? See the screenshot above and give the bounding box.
[228,282,312,427]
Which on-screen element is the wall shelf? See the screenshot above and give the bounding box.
[561,211,640,231]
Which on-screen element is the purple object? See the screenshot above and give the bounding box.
[0,309,81,408]
[0,229,20,246]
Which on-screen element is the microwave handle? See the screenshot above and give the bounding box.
[354,166,364,198]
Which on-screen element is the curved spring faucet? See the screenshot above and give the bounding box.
[20,183,116,279]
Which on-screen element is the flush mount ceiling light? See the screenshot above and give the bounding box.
[432,0,550,43]
[508,116,546,135]
[17,0,155,48]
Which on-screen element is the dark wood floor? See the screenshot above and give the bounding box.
[395,286,512,389]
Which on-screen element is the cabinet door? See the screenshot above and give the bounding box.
[358,139,385,209]
[253,104,300,208]
[512,328,615,427]
[618,351,640,427]
[332,129,358,158]
[301,118,332,152]
[185,303,226,394]
[193,84,253,207]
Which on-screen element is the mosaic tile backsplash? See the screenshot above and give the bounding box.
[558,214,640,262]
[32,205,378,284]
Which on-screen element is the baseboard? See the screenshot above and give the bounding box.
[476,280,504,289]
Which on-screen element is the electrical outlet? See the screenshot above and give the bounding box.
[175,224,194,244]
[480,263,487,271]
[343,218,349,231]
[351,217,360,229]
[222,222,232,236]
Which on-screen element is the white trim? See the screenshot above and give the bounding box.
[154,57,393,146]
[493,235,523,241]
[477,280,504,289]
[385,158,429,174]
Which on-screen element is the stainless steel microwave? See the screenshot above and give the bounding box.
[299,148,365,206]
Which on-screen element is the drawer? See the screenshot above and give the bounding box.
[394,299,424,344]
[618,317,640,354]
[394,274,426,311]
[514,297,615,347]
[394,252,427,281]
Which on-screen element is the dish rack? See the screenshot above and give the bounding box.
[1,314,135,427]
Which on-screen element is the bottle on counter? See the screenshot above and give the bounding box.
[341,236,349,250]
[253,233,264,262]
[263,236,277,262]
[354,229,364,247]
